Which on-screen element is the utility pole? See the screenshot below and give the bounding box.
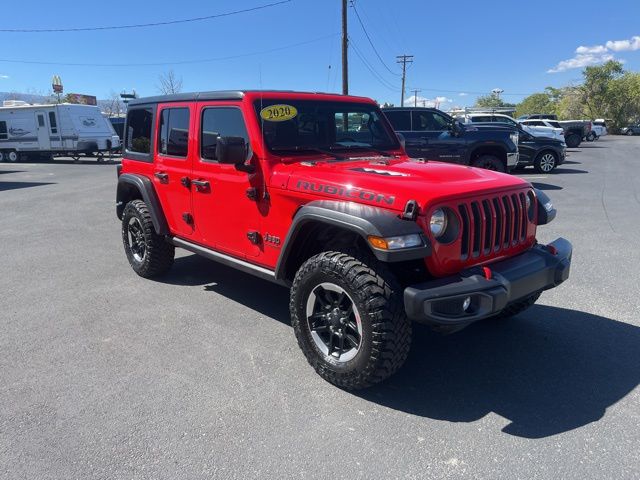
[341,0,348,95]
[396,55,413,106]
[412,89,421,107]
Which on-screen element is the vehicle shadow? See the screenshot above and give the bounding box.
[159,254,290,323]
[553,168,588,174]
[354,305,640,439]
[159,256,640,440]
[0,181,56,192]
[562,160,582,165]
[530,182,562,191]
[0,170,24,175]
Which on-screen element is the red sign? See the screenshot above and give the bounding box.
[66,93,97,106]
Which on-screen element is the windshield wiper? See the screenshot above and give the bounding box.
[270,146,346,160]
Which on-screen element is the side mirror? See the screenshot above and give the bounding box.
[449,121,463,137]
[216,136,254,173]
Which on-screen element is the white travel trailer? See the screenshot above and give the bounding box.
[0,100,120,161]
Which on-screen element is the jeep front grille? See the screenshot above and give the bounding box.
[457,193,529,259]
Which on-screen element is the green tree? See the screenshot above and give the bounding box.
[515,92,556,118]
[475,95,515,109]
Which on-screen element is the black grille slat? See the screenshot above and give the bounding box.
[482,200,493,255]
[492,198,503,252]
[470,202,482,257]
[511,194,520,246]
[519,193,527,240]
[458,205,470,259]
[502,196,512,248]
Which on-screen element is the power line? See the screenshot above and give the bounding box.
[0,0,291,32]
[0,33,338,67]
[350,38,400,92]
[349,0,400,77]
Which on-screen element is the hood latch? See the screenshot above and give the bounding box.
[402,200,419,220]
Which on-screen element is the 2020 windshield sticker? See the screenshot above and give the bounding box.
[260,104,298,122]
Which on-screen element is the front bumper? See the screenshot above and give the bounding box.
[404,238,572,326]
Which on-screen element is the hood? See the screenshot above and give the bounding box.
[273,156,530,212]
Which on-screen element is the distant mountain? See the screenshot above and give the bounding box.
[0,91,53,104]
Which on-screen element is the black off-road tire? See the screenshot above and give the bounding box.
[290,250,412,390]
[121,200,174,278]
[472,155,506,173]
[565,133,581,148]
[492,292,541,320]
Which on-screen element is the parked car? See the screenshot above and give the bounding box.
[587,123,607,141]
[517,113,558,120]
[462,113,564,142]
[554,121,590,148]
[382,107,519,172]
[621,124,640,135]
[115,90,572,389]
[516,128,566,173]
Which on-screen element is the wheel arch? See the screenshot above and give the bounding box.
[469,144,508,167]
[116,173,169,235]
[274,200,431,283]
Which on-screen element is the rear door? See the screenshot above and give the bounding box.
[191,103,262,257]
[34,111,51,150]
[152,104,195,238]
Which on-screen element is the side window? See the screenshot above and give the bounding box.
[0,121,7,140]
[126,108,153,154]
[471,115,491,123]
[412,111,449,131]
[494,116,516,126]
[200,107,249,162]
[48,112,58,134]
[158,107,190,157]
[383,110,411,131]
[37,114,45,127]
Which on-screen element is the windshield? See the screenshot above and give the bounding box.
[254,100,400,157]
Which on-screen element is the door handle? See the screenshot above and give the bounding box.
[154,172,169,182]
[192,179,210,190]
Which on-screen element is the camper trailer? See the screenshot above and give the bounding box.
[0,101,120,161]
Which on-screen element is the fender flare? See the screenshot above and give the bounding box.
[274,200,430,282]
[116,173,169,235]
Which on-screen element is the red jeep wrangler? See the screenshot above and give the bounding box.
[116,90,572,389]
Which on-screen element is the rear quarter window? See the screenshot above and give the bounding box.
[125,107,155,161]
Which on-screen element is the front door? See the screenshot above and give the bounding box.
[191,104,262,257]
[409,110,466,163]
[35,111,51,150]
[152,104,194,238]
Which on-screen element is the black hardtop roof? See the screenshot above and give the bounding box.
[381,106,442,112]
[128,90,358,106]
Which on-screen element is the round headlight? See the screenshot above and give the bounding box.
[430,208,447,237]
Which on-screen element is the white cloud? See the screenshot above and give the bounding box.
[0,74,9,79]
[548,52,615,73]
[606,35,640,51]
[549,34,639,73]
[404,95,452,107]
[576,44,608,54]
[458,92,468,96]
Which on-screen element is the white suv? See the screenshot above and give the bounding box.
[463,114,565,141]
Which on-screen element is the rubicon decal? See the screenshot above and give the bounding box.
[296,180,395,205]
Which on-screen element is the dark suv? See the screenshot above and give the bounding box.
[382,107,519,173]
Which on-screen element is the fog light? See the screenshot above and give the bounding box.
[462,296,472,312]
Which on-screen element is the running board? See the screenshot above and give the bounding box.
[170,237,281,284]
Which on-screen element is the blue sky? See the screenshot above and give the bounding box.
[0,0,639,108]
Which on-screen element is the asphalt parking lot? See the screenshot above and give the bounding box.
[1,136,639,479]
